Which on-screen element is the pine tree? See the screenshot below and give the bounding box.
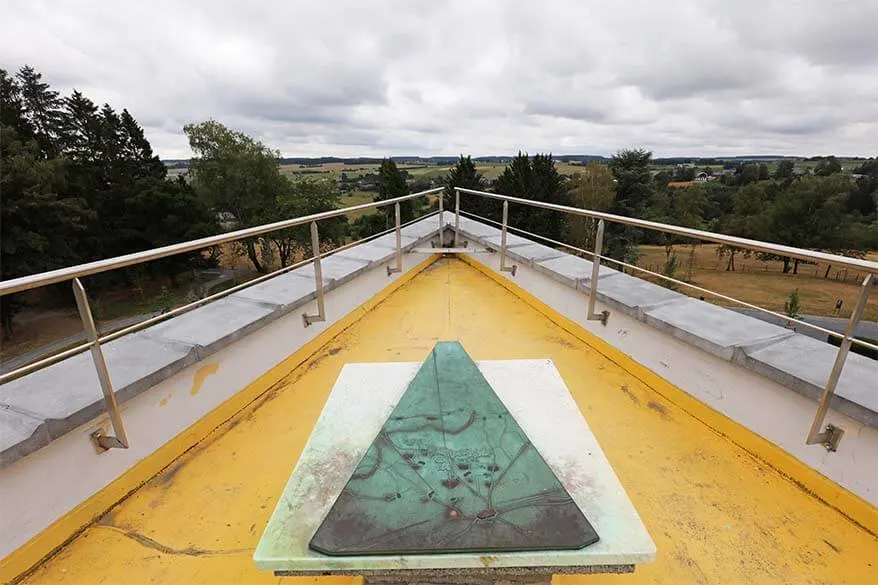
[443,155,485,212]
[375,158,412,224]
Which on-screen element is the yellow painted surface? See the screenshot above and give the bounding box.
[16,259,878,585]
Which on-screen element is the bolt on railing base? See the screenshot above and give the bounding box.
[588,310,610,326]
[302,313,325,327]
[91,428,128,452]
[806,424,845,452]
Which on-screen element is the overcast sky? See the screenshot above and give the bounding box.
[3,0,877,159]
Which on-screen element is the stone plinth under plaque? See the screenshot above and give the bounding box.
[254,342,655,581]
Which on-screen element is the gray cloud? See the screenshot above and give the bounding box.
[2,0,876,158]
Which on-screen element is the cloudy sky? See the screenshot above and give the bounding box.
[3,0,877,159]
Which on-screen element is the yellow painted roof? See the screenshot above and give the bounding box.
[18,259,877,584]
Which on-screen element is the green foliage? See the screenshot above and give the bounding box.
[567,163,615,249]
[494,152,568,241]
[814,156,842,177]
[184,120,288,272]
[444,155,486,213]
[374,158,415,226]
[775,160,795,179]
[784,288,801,320]
[272,178,345,266]
[1,66,217,337]
[605,149,654,261]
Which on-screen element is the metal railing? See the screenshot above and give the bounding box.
[453,187,877,452]
[0,181,874,453]
[0,187,443,450]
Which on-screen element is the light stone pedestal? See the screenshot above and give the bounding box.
[255,360,655,578]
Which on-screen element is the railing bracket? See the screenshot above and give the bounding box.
[811,424,845,452]
[90,428,127,452]
[588,310,610,326]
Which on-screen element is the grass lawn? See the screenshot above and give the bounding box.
[636,244,877,321]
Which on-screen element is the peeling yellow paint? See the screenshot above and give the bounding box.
[190,362,219,396]
[14,259,878,585]
[159,396,170,407]
[479,555,498,568]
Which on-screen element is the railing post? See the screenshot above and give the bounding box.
[587,219,610,325]
[302,221,326,327]
[454,188,461,248]
[72,278,128,451]
[438,187,445,246]
[805,273,873,451]
[387,202,402,276]
[500,200,516,276]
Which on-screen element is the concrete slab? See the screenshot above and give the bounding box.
[0,333,198,449]
[739,334,878,427]
[403,215,444,239]
[295,255,370,288]
[643,299,794,361]
[146,296,280,358]
[366,232,419,250]
[0,408,50,468]
[235,272,318,310]
[594,273,684,316]
[483,232,533,249]
[508,242,566,265]
[535,254,618,288]
[454,216,501,238]
[333,245,395,266]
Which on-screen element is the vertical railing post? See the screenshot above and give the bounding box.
[499,200,516,276]
[72,278,128,451]
[454,188,461,248]
[587,219,609,325]
[805,272,873,451]
[438,188,445,246]
[302,221,326,327]
[387,202,402,276]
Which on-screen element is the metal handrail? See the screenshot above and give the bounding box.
[0,188,443,296]
[454,187,876,453]
[457,209,878,354]
[0,188,443,452]
[455,187,878,275]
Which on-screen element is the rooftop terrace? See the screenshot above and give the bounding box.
[11,258,878,584]
[1,193,876,584]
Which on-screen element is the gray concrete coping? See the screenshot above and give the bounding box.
[0,215,443,468]
[451,217,878,427]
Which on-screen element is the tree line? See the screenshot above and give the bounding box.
[441,150,878,277]
[3,65,876,339]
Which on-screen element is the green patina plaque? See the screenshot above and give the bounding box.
[309,341,599,556]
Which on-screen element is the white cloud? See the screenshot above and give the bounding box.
[3,0,876,158]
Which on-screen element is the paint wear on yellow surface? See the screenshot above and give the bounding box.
[15,259,878,585]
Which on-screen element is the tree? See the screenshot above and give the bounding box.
[567,163,615,250]
[184,120,285,272]
[494,152,568,241]
[784,289,801,320]
[443,155,486,213]
[272,179,345,267]
[775,160,795,179]
[0,125,90,337]
[606,149,654,263]
[758,163,770,181]
[814,156,842,176]
[374,158,412,226]
[767,176,849,273]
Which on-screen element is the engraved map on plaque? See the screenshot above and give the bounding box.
[309,341,599,556]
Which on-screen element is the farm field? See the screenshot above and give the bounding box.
[635,244,878,321]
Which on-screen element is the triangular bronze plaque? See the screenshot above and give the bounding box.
[309,341,599,555]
